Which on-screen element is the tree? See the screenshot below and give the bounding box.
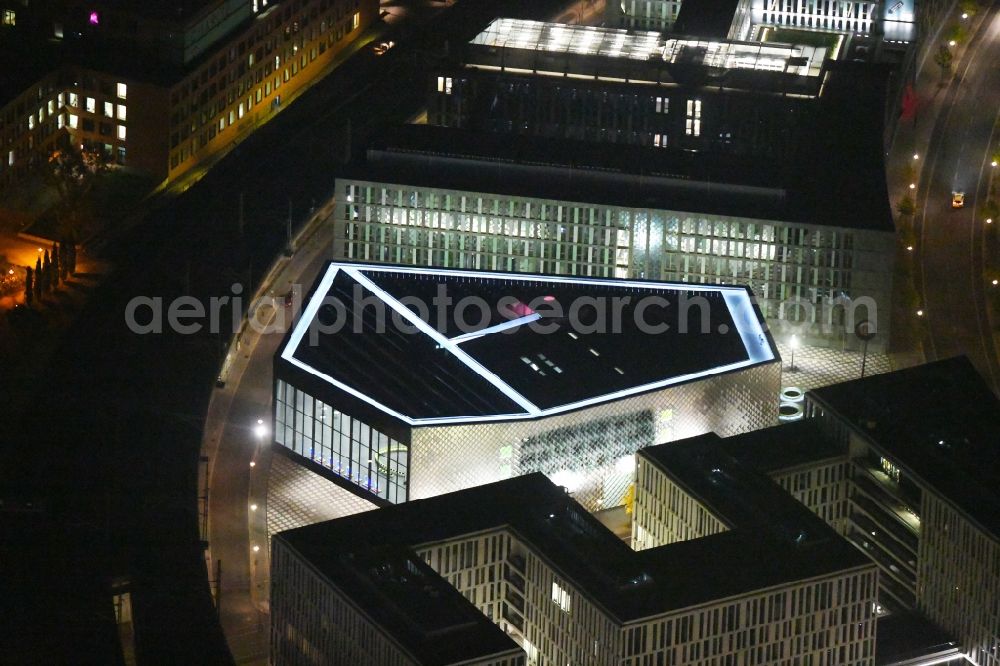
[51,242,61,288]
[34,257,43,302]
[897,195,916,218]
[59,240,70,281]
[24,267,33,307]
[42,250,52,294]
[934,44,953,82]
[44,145,107,241]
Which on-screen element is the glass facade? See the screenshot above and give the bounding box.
[274,379,407,503]
[335,180,893,351]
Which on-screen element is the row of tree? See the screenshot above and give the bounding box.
[24,240,77,306]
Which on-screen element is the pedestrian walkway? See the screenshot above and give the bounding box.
[775,342,894,391]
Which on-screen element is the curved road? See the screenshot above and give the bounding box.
[916,2,1000,394]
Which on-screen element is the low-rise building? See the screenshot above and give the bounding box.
[273,261,780,510]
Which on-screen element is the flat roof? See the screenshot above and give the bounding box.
[874,611,965,665]
[359,115,895,233]
[278,263,776,425]
[719,419,843,473]
[469,18,827,77]
[807,356,1000,541]
[280,538,521,665]
[673,0,742,39]
[638,432,841,533]
[278,473,872,625]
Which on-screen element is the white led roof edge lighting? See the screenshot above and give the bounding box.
[280,263,777,426]
[450,313,542,344]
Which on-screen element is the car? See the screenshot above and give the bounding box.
[373,40,394,56]
[952,191,965,209]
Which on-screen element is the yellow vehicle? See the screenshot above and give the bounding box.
[952,191,965,209]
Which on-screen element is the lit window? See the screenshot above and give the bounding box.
[219,117,225,131]
[3,9,15,25]
[251,0,259,12]
[103,101,113,117]
[116,82,127,99]
[68,114,78,129]
[655,96,668,113]
[437,76,452,95]
[57,114,65,129]
[27,115,34,130]
[248,52,254,67]
[238,102,244,119]
[8,150,13,166]
[57,93,64,107]
[653,134,668,148]
[352,12,359,30]
[228,110,235,125]
[37,108,44,122]
[117,125,126,141]
[117,104,126,120]
[551,581,571,613]
[69,93,79,107]
[86,97,96,113]
[685,99,702,136]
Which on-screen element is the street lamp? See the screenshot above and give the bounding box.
[949,40,956,46]
[789,335,799,372]
[909,183,916,189]
[992,161,998,168]
[254,418,267,439]
[912,153,919,160]
[907,245,914,251]
[961,12,968,19]
[987,218,994,224]
[917,309,924,316]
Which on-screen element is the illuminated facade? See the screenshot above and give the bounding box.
[273,473,879,666]
[806,358,1000,666]
[0,0,375,189]
[273,262,780,510]
[333,175,895,352]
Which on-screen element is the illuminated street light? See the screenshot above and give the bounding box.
[249,460,256,468]
[917,309,924,316]
[909,183,916,190]
[907,245,914,251]
[961,12,968,18]
[992,160,998,167]
[250,503,258,511]
[912,153,919,160]
[949,40,956,46]
[252,545,260,553]
[993,280,998,286]
[987,218,994,224]
[253,418,267,439]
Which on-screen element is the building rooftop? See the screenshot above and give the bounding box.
[719,419,844,473]
[469,18,828,77]
[278,472,872,625]
[807,356,1000,541]
[360,109,894,233]
[279,538,521,665]
[874,611,966,665]
[638,432,839,532]
[672,0,743,39]
[278,262,776,426]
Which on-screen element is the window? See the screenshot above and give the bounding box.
[117,104,126,120]
[69,93,79,107]
[117,125,126,141]
[103,101,113,117]
[685,99,701,136]
[86,97,96,113]
[2,9,15,25]
[437,76,452,95]
[27,115,34,130]
[552,581,571,613]
[68,114,78,129]
[116,82,127,99]
[352,12,359,30]
[7,150,13,166]
[653,134,668,148]
[655,96,668,113]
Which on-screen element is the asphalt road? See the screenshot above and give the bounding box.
[5,0,564,662]
[916,3,1000,394]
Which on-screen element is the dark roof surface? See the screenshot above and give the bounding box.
[807,357,1000,540]
[720,419,844,472]
[279,263,776,423]
[279,473,872,626]
[361,77,894,233]
[673,0,742,38]
[280,538,520,665]
[874,611,965,665]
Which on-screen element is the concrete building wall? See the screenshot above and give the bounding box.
[335,179,894,351]
[408,362,780,511]
[772,458,851,535]
[918,495,1000,666]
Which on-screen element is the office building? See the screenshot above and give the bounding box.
[334,118,895,352]
[805,357,1000,666]
[272,473,878,666]
[273,261,780,510]
[0,0,376,190]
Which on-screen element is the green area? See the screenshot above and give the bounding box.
[764,28,841,53]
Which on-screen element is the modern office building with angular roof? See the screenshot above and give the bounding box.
[272,261,780,509]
